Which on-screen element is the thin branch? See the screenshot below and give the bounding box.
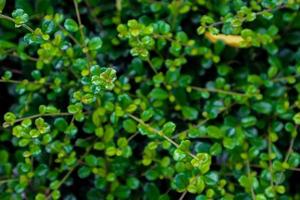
[178,191,187,200]
[0,79,24,84]
[58,24,82,47]
[25,55,39,62]
[272,74,300,83]
[268,132,274,188]
[204,4,286,29]
[191,86,250,97]
[116,0,122,12]
[84,0,102,30]
[0,13,34,33]
[73,0,85,43]
[275,136,296,186]
[2,67,22,74]
[172,104,234,139]
[284,137,296,163]
[128,114,198,160]
[72,0,93,63]
[146,58,158,74]
[0,178,18,185]
[0,79,50,86]
[246,160,256,200]
[3,112,74,128]
[10,52,38,62]
[250,164,300,173]
[128,132,138,142]
[46,145,93,199]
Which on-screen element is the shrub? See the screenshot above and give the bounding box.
[0,0,300,199]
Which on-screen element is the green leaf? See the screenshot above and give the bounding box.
[288,153,300,167]
[252,101,272,114]
[115,185,131,199]
[293,113,300,125]
[35,164,49,176]
[197,26,206,35]
[149,88,169,100]
[276,185,285,194]
[174,173,189,190]
[65,124,78,136]
[173,149,187,161]
[15,0,33,14]
[145,169,159,181]
[19,138,30,147]
[209,143,222,155]
[126,177,140,189]
[204,172,219,186]
[123,119,137,133]
[42,20,55,34]
[238,175,259,191]
[138,124,154,135]
[188,126,207,138]
[223,137,236,149]
[162,122,176,136]
[64,18,79,32]
[29,129,40,138]
[88,37,103,51]
[127,19,141,37]
[150,3,162,12]
[262,11,273,20]
[241,116,257,128]
[265,186,275,198]
[0,150,8,164]
[182,106,199,120]
[117,137,128,148]
[0,0,6,13]
[256,194,267,200]
[78,166,91,178]
[95,127,104,137]
[268,66,278,78]
[51,190,61,199]
[54,117,68,132]
[155,21,171,34]
[35,193,46,200]
[151,57,164,70]
[96,68,117,90]
[191,153,211,174]
[187,176,205,193]
[105,146,117,156]
[206,126,224,139]
[195,195,207,200]
[12,9,29,27]
[144,183,160,200]
[20,162,31,173]
[141,109,154,121]
[67,104,82,114]
[85,154,98,166]
[3,112,16,127]
[1,71,12,81]
[103,125,115,143]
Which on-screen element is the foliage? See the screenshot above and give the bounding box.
[0,0,300,199]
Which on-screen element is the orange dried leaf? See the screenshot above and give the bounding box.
[205,32,245,48]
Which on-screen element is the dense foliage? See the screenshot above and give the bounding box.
[1,0,300,199]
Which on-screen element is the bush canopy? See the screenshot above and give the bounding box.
[0,0,300,199]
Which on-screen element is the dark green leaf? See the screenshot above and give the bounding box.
[64,18,79,32]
